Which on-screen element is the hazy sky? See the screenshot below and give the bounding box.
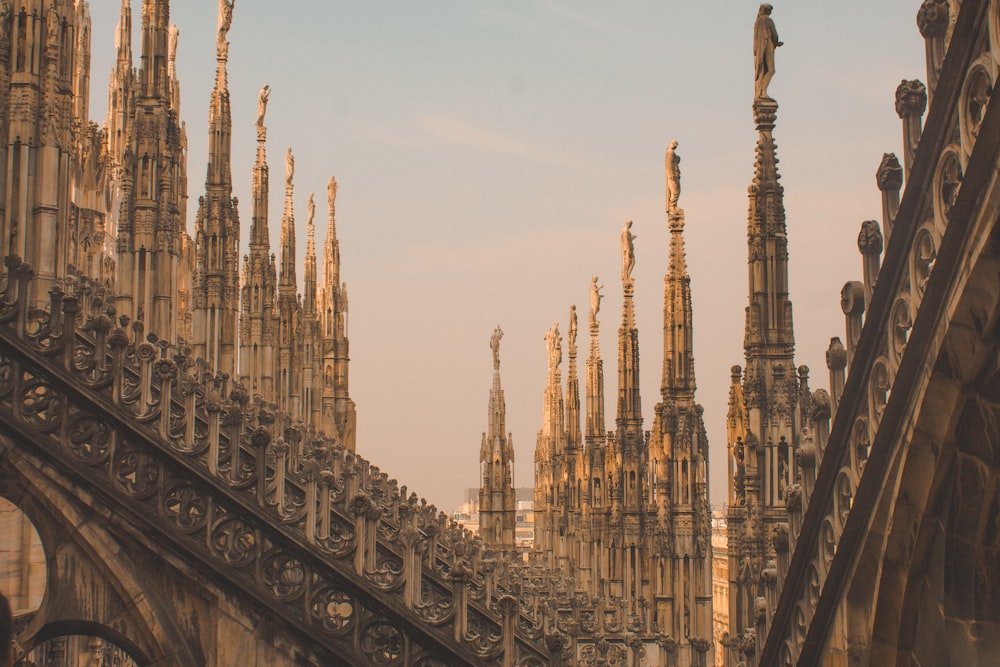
[87,1,925,512]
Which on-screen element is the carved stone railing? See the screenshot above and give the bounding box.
[760,0,997,663]
[0,257,552,667]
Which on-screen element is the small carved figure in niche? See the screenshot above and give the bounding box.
[17,13,27,71]
[621,219,636,282]
[589,275,603,324]
[217,0,235,46]
[46,7,58,49]
[665,138,681,212]
[256,84,270,128]
[285,148,294,187]
[490,324,503,371]
[753,3,782,100]
[0,3,10,43]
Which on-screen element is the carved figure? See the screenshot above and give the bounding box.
[544,323,562,371]
[621,219,636,282]
[665,139,681,211]
[568,305,577,352]
[307,194,316,230]
[217,0,235,46]
[490,325,503,371]
[256,85,270,128]
[0,3,9,43]
[328,176,338,203]
[589,276,603,324]
[285,148,294,187]
[46,6,58,48]
[753,4,782,100]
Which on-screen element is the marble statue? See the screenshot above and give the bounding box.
[753,3,782,100]
[285,148,294,187]
[666,139,681,212]
[256,85,270,128]
[568,305,577,352]
[545,324,562,371]
[490,325,503,371]
[217,0,235,47]
[589,276,604,324]
[307,194,315,228]
[328,176,338,203]
[168,25,179,64]
[0,2,10,42]
[621,219,636,282]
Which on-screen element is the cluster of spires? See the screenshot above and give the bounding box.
[479,139,714,657]
[0,0,355,448]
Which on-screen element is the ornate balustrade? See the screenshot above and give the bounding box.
[0,256,552,666]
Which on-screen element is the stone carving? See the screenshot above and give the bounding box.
[168,25,179,64]
[307,193,316,228]
[0,2,9,43]
[256,85,270,128]
[857,220,883,256]
[490,325,503,371]
[217,0,235,47]
[568,305,577,352]
[666,138,681,212]
[753,3,782,100]
[285,148,294,187]
[328,175,338,203]
[545,323,562,371]
[876,153,903,192]
[895,79,928,119]
[589,275,603,324]
[916,0,949,38]
[621,219,636,282]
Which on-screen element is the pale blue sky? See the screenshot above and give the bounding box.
[88,1,924,511]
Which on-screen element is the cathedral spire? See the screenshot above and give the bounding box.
[279,148,297,294]
[661,139,696,401]
[192,0,239,376]
[304,194,317,315]
[480,325,516,552]
[585,276,605,441]
[115,0,132,68]
[617,219,642,427]
[139,0,170,99]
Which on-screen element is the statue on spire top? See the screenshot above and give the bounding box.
[589,276,604,325]
[545,323,562,372]
[217,0,235,48]
[285,148,294,188]
[490,325,504,371]
[328,176,338,204]
[307,194,316,228]
[753,3,782,100]
[621,219,636,283]
[256,85,270,128]
[666,139,681,213]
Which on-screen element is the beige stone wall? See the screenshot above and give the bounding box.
[0,496,45,614]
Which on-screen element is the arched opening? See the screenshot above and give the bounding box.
[0,496,46,617]
[26,634,141,667]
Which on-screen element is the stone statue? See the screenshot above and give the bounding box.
[0,2,9,43]
[568,305,577,352]
[328,176,338,203]
[490,325,503,371]
[665,139,680,212]
[256,85,270,128]
[217,0,235,47]
[168,25,179,64]
[753,3,782,100]
[621,219,636,282]
[307,194,315,228]
[285,148,294,188]
[589,276,603,324]
[46,6,59,48]
[545,324,562,371]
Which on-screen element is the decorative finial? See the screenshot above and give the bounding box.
[621,219,636,283]
[217,0,235,49]
[285,148,294,188]
[753,3,782,101]
[589,276,604,325]
[490,325,504,371]
[666,139,681,213]
[256,85,270,129]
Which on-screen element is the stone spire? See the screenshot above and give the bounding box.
[616,220,643,445]
[239,84,278,402]
[534,321,566,564]
[276,147,300,414]
[113,0,186,341]
[727,8,803,663]
[661,149,696,402]
[320,177,357,449]
[480,325,516,552]
[304,194,317,316]
[192,3,239,375]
